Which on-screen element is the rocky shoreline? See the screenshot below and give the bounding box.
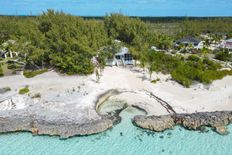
[1,88,232,138]
[133,111,232,135]
[0,109,114,139]
[1,106,232,139]
[0,89,125,139]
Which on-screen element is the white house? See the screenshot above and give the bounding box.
[194,41,204,49]
[176,36,203,49]
[106,47,134,66]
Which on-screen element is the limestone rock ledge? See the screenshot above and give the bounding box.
[0,110,113,139]
[133,111,232,135]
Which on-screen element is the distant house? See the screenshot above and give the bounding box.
[176,36,203,49]
[0,50,8,58]
[0,40,18,59]
[222,39,232,50]
[106,47,134,66]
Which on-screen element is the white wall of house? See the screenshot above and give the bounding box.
[221,39,232,50]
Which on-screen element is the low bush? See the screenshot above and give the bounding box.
[19,86,30,95]
[23,69,48,78]
[215,51,232,62]
[148,52,232,87]
[0,67,3,76]
[151,78,160,84]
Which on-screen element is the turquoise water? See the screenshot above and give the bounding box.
[0,0,231,16]
[0,107,232,155]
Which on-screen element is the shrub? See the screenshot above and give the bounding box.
[215,51,232,62]
[19,86,30,95]
[171,71,192,87]
[23,69,48,78]
[187,55,201,62]
[171,64,197,87]
[202,58,221,70]
[199,70,232,84]
[151,78,160,84]
[0,67,3,77]
[7,63,22,70]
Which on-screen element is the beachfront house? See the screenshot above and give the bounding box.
[106,47,134,66]
[222,39,232,50]
[176,36,203,49]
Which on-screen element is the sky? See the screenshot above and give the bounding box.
[0,0,231,16]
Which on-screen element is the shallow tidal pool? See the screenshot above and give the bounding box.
[0,107,231,155]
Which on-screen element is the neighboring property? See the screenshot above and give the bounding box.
[176,36,203,49]
[0,40,18,59]
[106,47,134,66]
[0,50,18,59]
[222,39,232,50]
[0,50,6,58]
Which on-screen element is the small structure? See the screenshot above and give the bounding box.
[0,40,18,59]
[222,39,232,50]
[106,47,134,66]
[176,36,203,49]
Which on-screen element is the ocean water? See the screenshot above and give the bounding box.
[0,0,231,16]
[0,106,232,155]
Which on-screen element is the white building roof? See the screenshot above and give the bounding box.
[115,47,129,56]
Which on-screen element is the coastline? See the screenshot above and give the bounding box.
[0,67,232,138]
[133,111,232,135]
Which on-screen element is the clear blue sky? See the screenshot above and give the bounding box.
[0,0,231,16]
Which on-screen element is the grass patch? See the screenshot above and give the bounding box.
[19,86,30,95]
[23,69,48,78]
[0,67,3,76]
[151,78,160,84]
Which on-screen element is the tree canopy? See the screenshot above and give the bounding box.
[0,11,232,87]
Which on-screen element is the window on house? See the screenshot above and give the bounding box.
[124,54,132,61]
[115,55,121,59]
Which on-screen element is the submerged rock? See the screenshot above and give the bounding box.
[214,126,229,135]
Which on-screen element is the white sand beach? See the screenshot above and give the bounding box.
[1,66,232,117]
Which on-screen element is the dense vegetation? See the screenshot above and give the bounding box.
[215,51,232,62]
[146,52,232,87]
[0,10,232,87]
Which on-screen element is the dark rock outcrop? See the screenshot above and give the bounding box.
[133,111,232,135]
